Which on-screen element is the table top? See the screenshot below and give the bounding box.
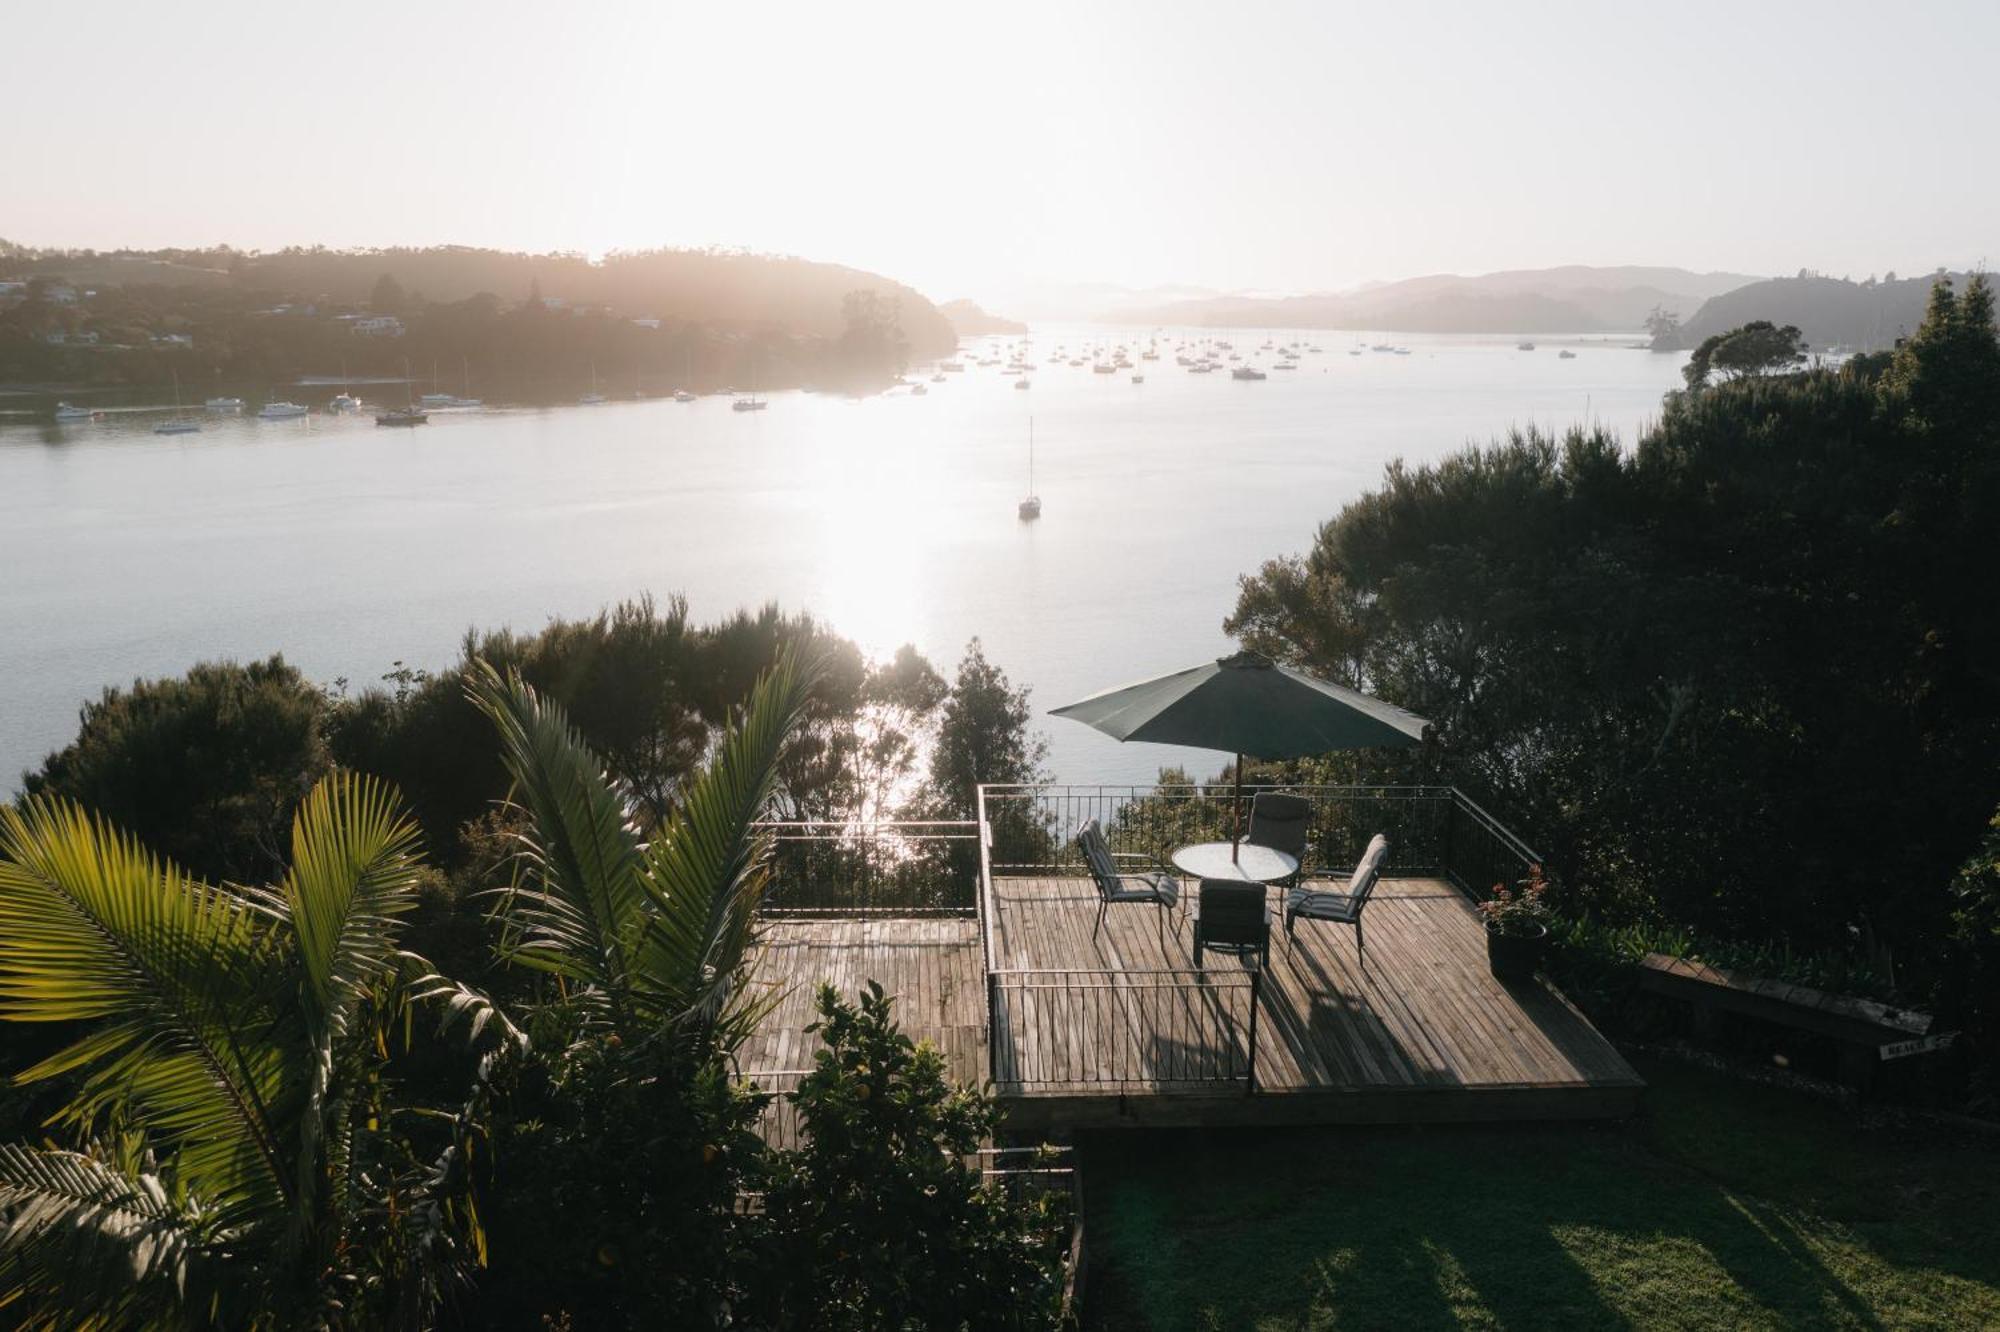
[1170,841,1299,883]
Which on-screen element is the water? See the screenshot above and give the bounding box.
[0,330,1686,791]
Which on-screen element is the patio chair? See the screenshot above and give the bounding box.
[1284,833,1389,959]
[1193,879,1270,969]
[1245,791,1312,887]
[1077,819,1181,942]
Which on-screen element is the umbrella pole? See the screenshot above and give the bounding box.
[1232,751,1243,862]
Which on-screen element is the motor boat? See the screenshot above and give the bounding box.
[375,408,428,427]
[1231,367,1267,381]
[53,402,101,421]
[257,401,309,419]
[205,396,245,412]
[674,389,697,401]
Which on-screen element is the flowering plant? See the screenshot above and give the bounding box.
[1478,865,1551,937]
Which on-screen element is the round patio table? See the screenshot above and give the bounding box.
[1170,841,1298,884]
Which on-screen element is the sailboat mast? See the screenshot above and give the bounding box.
[1029,417,1035,493]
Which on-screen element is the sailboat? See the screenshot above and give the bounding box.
[580,361,606,405]
[1017,419,1041,521]
[732,355,766,411]
[154,370,202,434]
[376,358,429,426]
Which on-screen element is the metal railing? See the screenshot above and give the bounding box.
[977,782,1539,892]
[754,820,981,915]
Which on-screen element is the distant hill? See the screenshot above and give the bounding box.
[0,244,957,359]
[1669,272,1951,352]
[939,299,1027,336]
[1112,265,1763,333]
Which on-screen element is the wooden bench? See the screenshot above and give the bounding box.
[1637,952,1945,1090]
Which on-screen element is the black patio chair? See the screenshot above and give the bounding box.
[1284,833,1389,959]
[1246,791,1312,887]
[1077,818,1180,942]
[1193,879,1270,969]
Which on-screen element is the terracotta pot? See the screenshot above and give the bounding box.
[1486,920,1549,981]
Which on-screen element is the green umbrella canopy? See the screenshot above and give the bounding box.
[1049,650,1428,759]
[1050,651,1429,860]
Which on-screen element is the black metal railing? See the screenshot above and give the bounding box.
[754,820,981,914]
[976,783,1539,890]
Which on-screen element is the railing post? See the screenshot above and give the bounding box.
[1245,970,1261,1096]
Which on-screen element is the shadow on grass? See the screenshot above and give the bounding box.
[1082,1053,1999,1331]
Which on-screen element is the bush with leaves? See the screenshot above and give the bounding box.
[748,982,1069,1331]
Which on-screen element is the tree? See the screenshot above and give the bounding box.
[927,639,1048,818]
[1644,304,1681,349]
[1683,320,1808,387]
[370,272,406,312]
[24,657,331,885]
[749,983,1069,1330]
[0,774,513,1328]
[462,651,818,1326]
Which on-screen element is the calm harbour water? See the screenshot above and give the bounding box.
[0,329,1688,792]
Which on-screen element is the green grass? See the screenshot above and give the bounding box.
[1082,1054,2000,1330]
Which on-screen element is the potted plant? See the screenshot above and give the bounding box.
[1479,865,1551,981]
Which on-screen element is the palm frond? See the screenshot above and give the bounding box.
[629,649,818,1041]
[0,1142,225,1328]
[0,800,290,1222]
[467,663,651,1016]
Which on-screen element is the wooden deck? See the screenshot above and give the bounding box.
[739,877,1642,1138]
[740,916,986,1147]
[988,875,1642,1130]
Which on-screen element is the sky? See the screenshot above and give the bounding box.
[10,0,1997,304]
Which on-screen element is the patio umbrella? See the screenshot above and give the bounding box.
[1049,650,1429,862]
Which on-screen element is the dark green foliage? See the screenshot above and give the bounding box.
[927,638,1049,817]
[22,656,330,884]
[1944,808,2000,1113]
[1227,278,2000,1064]
[1683,318,1807,387]
[750,983,1069,1331]
[465,1004,771,1329]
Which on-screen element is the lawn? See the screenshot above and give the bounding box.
[1081,1053,2000,1330]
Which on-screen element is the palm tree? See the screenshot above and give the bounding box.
[467,646,816,1050]
[0,773,517,1330]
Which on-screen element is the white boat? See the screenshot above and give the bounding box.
[674,389,696,402]
[580,361,605,404]
[53,402,101,421]
[258,401,309,419]
[731,396,767,412]
[419,393,459,409]
[1017,418,1041,521]
[204,396,245,412]
[329,393,363,413]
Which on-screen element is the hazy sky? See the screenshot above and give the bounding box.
[12,0,1996,302]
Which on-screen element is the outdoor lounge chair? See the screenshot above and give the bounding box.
[1284,833,1389,958]
[1077,818,1181,941]
[1245,791,1312,886]
[1193,879,1271,968]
